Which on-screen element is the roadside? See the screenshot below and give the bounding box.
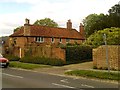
[33,61,119,84]
[34,61,93,75]
[9,61,119,83]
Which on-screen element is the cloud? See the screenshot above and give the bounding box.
[0,0,119,36]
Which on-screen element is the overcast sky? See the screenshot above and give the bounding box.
[0,0,119,36]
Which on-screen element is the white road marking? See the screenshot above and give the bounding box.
[60,79,69,83]
[2,73,24,79]
[52,83,75,88]
[81,84,94,88]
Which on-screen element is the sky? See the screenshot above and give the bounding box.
[0,0,119,36]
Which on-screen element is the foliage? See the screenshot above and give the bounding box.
[9,61,51,69]
[83,4,120,38]
[34,18,58,27]
[83,13,108,38]
[64,45,92,63]
[65,70,120,80]
[13,26,22,32]
[19,56,64,66]
[108,4,120,16]
[83,27,120,48]
[4,55,20,61]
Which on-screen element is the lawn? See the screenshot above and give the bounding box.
[65,70,120,81]
[9,61,52,69]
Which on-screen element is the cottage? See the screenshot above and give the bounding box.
[9,19,85,58]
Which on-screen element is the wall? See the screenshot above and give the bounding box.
[93,45,120,70]
[19,37,83,46]
[24,45,66,62]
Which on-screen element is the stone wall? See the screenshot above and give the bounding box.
[93,45,120,70]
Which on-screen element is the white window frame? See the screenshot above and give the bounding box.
[51,37,55,43]
[60,38,62,43]
[35,37,44,43]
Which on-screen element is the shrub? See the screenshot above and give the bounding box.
[19,56,64,66]
[83,27,120,48]
[64,45,92,63]
[4,55,20,61]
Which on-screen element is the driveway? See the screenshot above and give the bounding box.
[33,61,118,84]
[34,61,93,75]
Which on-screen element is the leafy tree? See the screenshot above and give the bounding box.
[83,3,120,38]
[83,14,107,38]
[83,27,120,48]
[14,26,22,32]
[108,4,120,28]
[34,18,58,27]
[108,4,120,16]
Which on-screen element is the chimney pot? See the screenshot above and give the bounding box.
[67,19,72,30]
[79,23,85,38]
[25,18,30,25]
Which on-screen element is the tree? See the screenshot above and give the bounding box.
[108,4,120,16]
[34,18,58,27]
[108,4,120,28]
[13,26,22,32]
[83,27,120,48]
[83,3,120,38]
[83,14,107,38]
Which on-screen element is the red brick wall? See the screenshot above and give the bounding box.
[93,45,120,70]
[24,46,66,62]
[14,37,83,46]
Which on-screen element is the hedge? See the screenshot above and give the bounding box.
[19,56,64,66]
[4,54,20,61]
[64,45,92,63]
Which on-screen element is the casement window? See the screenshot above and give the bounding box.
[60,38,62,43]
[51,37,54,43]
[66,38,70,43]
[35,37,44,43]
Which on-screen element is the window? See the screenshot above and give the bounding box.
[51,37,54,43]
[60,38,62,43]
[66,39,70,43]
[35,37,44,43]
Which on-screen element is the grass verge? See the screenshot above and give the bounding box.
[65,70,120,81]
[9,61,52,69]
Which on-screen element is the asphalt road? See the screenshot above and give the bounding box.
[1,68,119,90]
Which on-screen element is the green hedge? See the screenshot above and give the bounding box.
[4,55,20,61]
[64,45,92,63]
[19,56,64,66]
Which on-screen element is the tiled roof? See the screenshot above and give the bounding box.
[10,25,85,40]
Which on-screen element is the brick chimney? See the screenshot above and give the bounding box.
[79,23,85,37]
[24,18,30,36]
[67,19,72,30]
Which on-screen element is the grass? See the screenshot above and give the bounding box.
[65,70,120,81]
[9,61,52,70]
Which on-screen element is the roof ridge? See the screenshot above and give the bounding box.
[30,24,76,30]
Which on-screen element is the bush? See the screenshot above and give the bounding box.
[4,55,20,61]
[83,27,120,48]
[64,45,92,63]
[19,56,64,66]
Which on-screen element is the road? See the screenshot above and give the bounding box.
[1,68,119,90]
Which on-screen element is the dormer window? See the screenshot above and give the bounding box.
[35,37,44,43]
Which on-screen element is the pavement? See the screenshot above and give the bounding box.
[33,61,119,84]
[34,61,93,75]
[34,61,119,75]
